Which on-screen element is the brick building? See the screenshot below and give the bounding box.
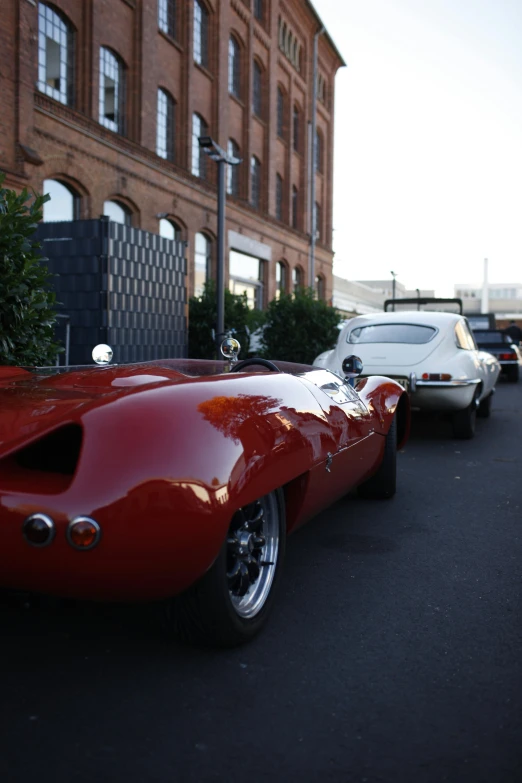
[1,0,344,307]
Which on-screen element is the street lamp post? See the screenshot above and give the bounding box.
[390,270,397,311]
[198,136,241,350]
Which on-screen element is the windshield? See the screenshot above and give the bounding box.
[474,331,512,344]
[348,323,437,344]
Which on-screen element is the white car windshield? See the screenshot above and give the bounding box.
[348,324,437,344]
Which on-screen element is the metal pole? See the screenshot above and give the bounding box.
[216,159,226,347]
[309,26,324,291]
[392,275,396,310]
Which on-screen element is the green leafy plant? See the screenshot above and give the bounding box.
[188,279,263,358]
[259,287,340,364]
[0,174,60,366]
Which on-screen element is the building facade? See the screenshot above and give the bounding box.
[455,283,522,318]
[2,0,344,307]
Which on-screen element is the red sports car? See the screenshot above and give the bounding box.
[0,347,410,646]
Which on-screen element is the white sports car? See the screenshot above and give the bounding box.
[314,310,500,439]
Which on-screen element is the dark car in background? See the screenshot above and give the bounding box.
[472,330,521,382]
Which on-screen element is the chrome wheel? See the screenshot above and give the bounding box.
[227,495,280,619]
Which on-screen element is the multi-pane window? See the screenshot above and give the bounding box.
[156,89,175,161]
[251,156,261,209]
[158,0,176,38]
[293,105,300,152]
[103,200,131,225]
[99,48,125,133]
[252,61,262,117]
[194,232,211,297]
[254,0,264,22]
[192,113,208,177]
[42,179,79,222]
[38,4,74,105]
[228,37,241,97]
[292,186,298,228]
[277,87,285,138]
[275,174,283,221]
[315,129,323,172]
[226,140,240,196]
[193,0,209,68]
[292,266,302,292]
[315,275,325,300]
[276,261,287,300]
[314,201,322,240]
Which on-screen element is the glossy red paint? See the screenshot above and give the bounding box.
[0,360,409,601]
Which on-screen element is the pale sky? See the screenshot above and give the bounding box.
[312,0,522,295]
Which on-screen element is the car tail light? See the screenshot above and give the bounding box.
[499,352,516,361]
[23,513,55,547]
[421,373,452,381]
[67,517,101,550]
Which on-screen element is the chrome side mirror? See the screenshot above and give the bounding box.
[92,344,113,365]
[220,337,241,368]
[342,355,363,385]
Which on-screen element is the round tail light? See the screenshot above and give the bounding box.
[67,517,101,550]
[23,514,55,547]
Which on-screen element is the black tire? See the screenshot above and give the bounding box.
[165,489,286,647]
[477,392,493,418]
[452,398,477,439]
[507,366,519,383]
[357,415,397,499]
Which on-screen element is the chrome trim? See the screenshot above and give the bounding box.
[66,516,102,551]
[415,378,481,387]
[409,372,417,392]
[22,513,55,547]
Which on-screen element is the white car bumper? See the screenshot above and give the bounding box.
[410,378,480,411]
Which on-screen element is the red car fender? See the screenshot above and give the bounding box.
[355,376,411,449]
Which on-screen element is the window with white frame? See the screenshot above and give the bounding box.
[227,140,240,196]
[228,36,241,97]
[38,3,74,105]
[193,0,209,68]
[192,114,208,177]
[99,48,125,133]
[157,89,175,160]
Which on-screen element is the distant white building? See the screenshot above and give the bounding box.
[333,276,434,317]
[454,283,522,315]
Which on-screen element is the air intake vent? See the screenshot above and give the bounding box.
[15,424,83,476]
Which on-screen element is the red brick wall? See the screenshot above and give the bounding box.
[1,0,344,304]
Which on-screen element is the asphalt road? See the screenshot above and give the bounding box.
[1,379,521,783]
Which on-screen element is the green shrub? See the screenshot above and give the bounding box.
[188,279,263,359]
[0,174,60,366]
[260,287,340,364]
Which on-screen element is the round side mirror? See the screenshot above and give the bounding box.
[342,355,363,379]
[92,344,113,365]
[220,337,241,364]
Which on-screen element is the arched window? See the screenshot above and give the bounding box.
[228,36,241,97]
[276,261,287,300]
[275,174,283,221]
[192,113,208,177]
[159,218,182,240]
[292,266,302,293]
[38,4,74,106]
[315,129,324,173]
[277,87,285,138]
[252,61,263,117]
[99,48,125,134]
[227,139,240,196]
[194,232,211,297]
[158,0,177,39]
[251,156,261,209]
[103,199,131,226]
[291,185,298,229]
[193,0,209,68]
[293,105,300,152]
[157,89,175,161]
[315,274,325,300]
[43,179,79,222]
